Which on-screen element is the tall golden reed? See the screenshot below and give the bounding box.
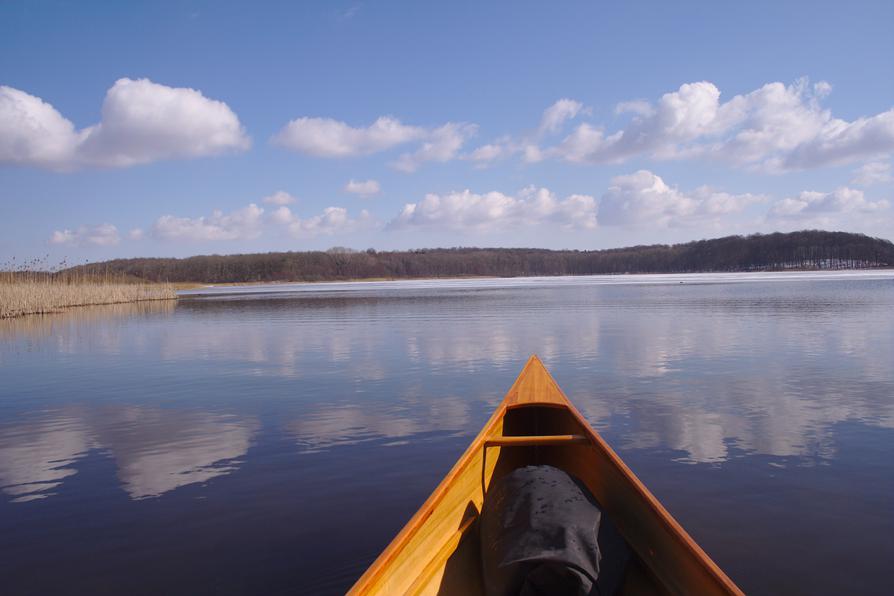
[1,258,177,319]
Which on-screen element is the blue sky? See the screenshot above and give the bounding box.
[1,0,893,264]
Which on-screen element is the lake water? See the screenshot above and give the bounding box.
[2,271,893,595]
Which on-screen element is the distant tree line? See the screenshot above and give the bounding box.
[63,231,894,284]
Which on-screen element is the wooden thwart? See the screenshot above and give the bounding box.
[484,434,589,447]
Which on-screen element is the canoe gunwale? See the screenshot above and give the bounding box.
[347,400,508,594]
[403,512,478,595]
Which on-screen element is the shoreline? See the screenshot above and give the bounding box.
[5,269,891,316]
[186,267,894,289]
[179,268,894,295]
[1,296,178,320]
[188,275,492,289]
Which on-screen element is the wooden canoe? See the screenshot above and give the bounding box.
[348,355,744,595]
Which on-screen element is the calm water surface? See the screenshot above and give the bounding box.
[2,272,893,595]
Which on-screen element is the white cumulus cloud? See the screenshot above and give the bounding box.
[598,170,764,227]
[1,78,249,170]
[268,206,295,225]
[465,136,520,168]
[272,116,424,157]
[83,193,374,246]
[539,99,584,135]
[535,78,894,172]
[467,143,507,163]
[553,81,739,164]
[153,204,264,241]
[390,186,597,231]
[391,122,477,172]
[467,100,585,167]
[262,190,297,205]
[50,224,121,246]
[0,86,80,169]
[344,179,381,197]
[615,99,654,117]
[269,205,374,237]
[290,207,363,237]
[769,187,889,219]
[770,108,894,170]
[273,112,478,172]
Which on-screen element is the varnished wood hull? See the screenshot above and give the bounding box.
[348,356,744,596]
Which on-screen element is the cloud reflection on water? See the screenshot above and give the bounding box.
[2,275,893,498]
[0,413,91,502]
[568,286,894,463]
[0,406,257,501]
[287,394,473,452]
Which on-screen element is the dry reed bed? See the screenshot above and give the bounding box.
[0,281,177,319]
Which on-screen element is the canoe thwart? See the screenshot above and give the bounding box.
[484,434,589,447]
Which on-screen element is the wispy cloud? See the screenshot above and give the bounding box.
[153,204,265,241]
[344,179,381,197]
[391,123,477,172]
[538,99,584,135]
[851,162,892,187]
[50,224,121,246]
[262,191,297,205]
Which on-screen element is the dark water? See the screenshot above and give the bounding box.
[1,272,893,596]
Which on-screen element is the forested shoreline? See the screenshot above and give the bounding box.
[63,230,894,284]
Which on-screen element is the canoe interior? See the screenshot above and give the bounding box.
[393,405,670,595]
[349,357,742,596]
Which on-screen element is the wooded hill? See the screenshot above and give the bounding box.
[66,230,894,284]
